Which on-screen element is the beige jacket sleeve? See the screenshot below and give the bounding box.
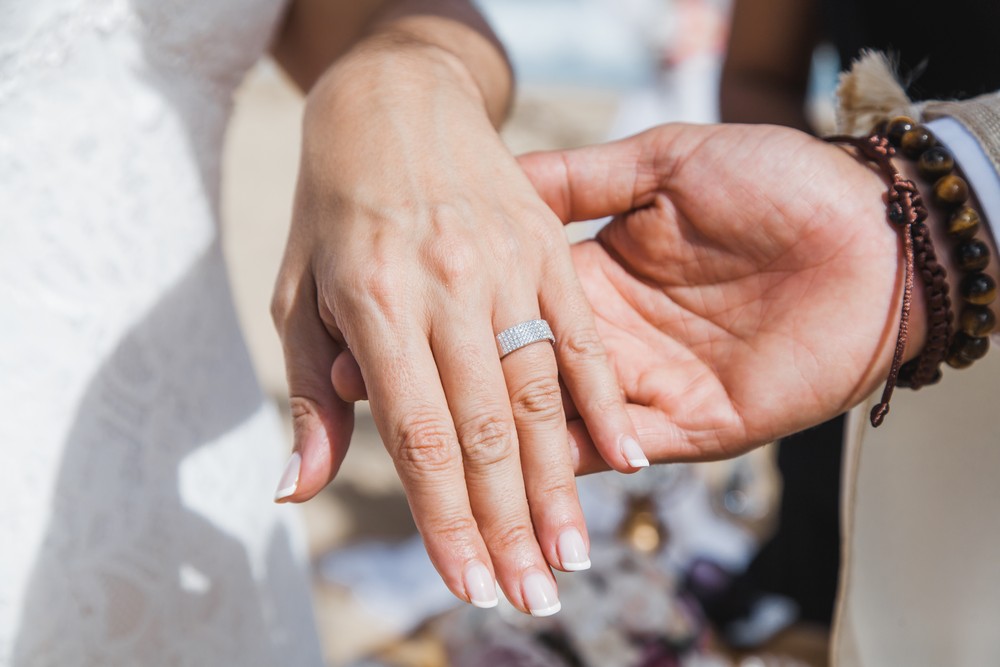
[834,62,1000,667]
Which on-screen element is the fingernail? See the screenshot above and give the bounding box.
[621,435,649,468]
[557,528,591,571]
[523,571,561,617]
[464,561,498,609]
[274,452,301,502]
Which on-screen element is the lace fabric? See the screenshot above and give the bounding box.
[0,0,324,664]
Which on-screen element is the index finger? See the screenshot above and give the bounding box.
[567,403,705,475]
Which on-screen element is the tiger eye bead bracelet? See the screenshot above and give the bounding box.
[885,116,995,370]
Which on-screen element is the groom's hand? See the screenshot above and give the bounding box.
[518,123,928,472]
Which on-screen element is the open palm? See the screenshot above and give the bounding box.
[520,123,912,469]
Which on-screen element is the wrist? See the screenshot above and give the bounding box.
[851,148,994,369]
[833,137,943,424]
[825,127,995,423]
[303,22,508,133]
[840,153,931,367]
[297,36,513,203]
[307,38,480,115]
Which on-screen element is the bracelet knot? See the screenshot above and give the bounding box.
[887,179,927,227]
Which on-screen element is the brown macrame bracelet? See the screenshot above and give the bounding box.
[825,133,953,426]
[898,217,952,389]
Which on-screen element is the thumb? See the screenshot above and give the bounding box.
[517,125,686,223]
[272,285,355,504]
[331,348,368,402]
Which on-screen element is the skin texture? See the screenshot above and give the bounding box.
[268,0,641,615]
[519,123,1000,472]
[333,122,977,471]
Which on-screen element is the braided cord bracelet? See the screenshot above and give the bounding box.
[824,133,953,427]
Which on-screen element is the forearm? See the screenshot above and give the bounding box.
[719,74,812,131]
[365,1,512,125]
[719,0,817,130]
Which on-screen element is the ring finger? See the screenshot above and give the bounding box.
[496,307,592,575]
[432,306,562,616]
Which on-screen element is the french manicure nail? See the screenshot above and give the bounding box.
[274,452,301,502]
[523,571,561,617]
[464,562,499,609]
[557,528,591,571]
[621,435,649,468]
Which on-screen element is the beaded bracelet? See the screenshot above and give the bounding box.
[880,117,996,375]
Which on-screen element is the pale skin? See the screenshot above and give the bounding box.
[268,0,642,616]
[334,122,1000,474]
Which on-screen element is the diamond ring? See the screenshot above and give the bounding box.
[496,319,555,359]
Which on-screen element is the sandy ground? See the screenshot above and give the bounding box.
[220,62,623,665]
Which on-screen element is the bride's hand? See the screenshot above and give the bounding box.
[518,123,931,471]
[270,25,640,614]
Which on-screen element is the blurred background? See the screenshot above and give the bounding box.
[221,0,839,664]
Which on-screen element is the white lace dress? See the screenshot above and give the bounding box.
[0,1,324,664]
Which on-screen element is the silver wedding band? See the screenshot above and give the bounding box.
[496,319,555,359]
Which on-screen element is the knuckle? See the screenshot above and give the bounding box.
[527,215,562,252]
[486,520,537,553]
[492,232,522,267]
[458,414,516,467]
[536,477,579,502]
[424,238,479,287]
[270,282,298,330]
[510,377,564,423]
[425,515,480,552]
[288,396,323,445]
[357,263,404,312]
[395,415,458,474]
[591,392,624,418]
[288,396,318,421]
[558,328,608,362]
[419,203,481,286]
[325,263,408,323]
